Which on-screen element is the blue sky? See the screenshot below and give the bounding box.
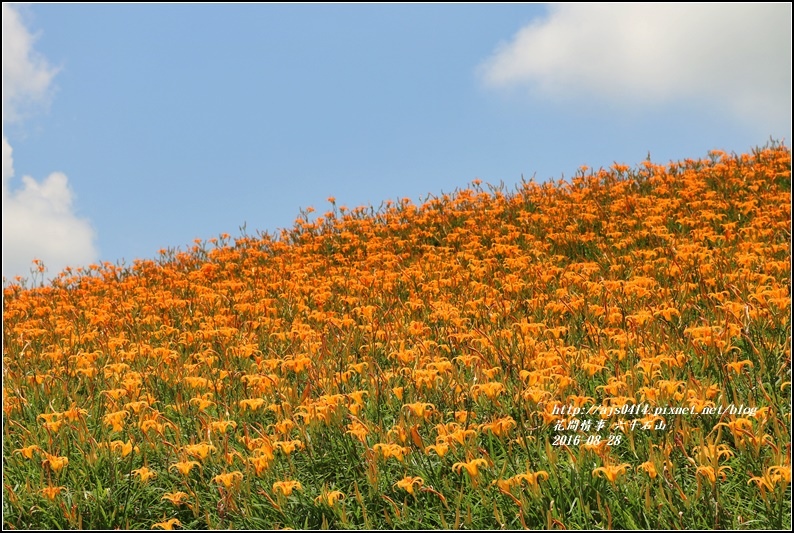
[3,3,791,282]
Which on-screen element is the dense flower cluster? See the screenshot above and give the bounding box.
[3,146,790,529]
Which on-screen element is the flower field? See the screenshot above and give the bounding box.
[3,145,791,529]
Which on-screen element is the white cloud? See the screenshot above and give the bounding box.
[479,4,792,135]
[2,4,57,123]
[2,4,98,282]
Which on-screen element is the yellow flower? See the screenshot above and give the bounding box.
[275,439,304,455]
[213,471,243,489]
[62,405,88,421]
[151,518,181,530]
[748,473,775,494]
[42,418,65,433]
[169,460,201,476]
[596,377,626,397]
[470,382,505,401]
[249,455,272,476]
[188,396,215,412]
[102,388,128,401]
[162,491,191,506]
[270,419,295,436]
[42,453,69,473]
[696,443,734,464]
[372,443,410,462]
[140,419,167,435]
[183,443,216,461]
[347,389,368,410]
[593,463,631,483]
[653,307,680,322]
[394,475,424,495]
[769,465,791,483]
[38,412,61,424]
[725,359,753,374]
[637,461,658,479]
[494,470,548,493]
[494,477,520,492]
[273,480,303,497]
[697,465,732,485]
[239,398,266,412]
[452,458,489,479]
[521,387,550,404]
[749,465,791,496]
[103,410,129,432]
[425,443,449,457]
[480,416,516,438]
[104,440,137,458]
[454,410,476,424]
[132,466,158,483]
[403,402,435,420]
[210,419,237,434]
[40,485,65,500]
[315,490,345,506]
[517,470,549,489]
[124,400,151,414]
[346,420,369,443]
[14,444,41,459]
[443,427,478,446]
[184,376,210,390]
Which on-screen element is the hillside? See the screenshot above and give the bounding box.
[3,145,791,529]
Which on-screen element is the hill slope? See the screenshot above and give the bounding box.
[3,145,791,529]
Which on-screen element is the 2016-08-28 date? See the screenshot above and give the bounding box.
[552,434,623,446]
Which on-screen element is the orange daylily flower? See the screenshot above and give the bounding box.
[170,461,201,476]
[480,416,516,437]
[274,439,304,455]
[14,445,41,459]
[593,463,631,483]
[725,359,753,374]
[425,443,450,457]
[394,475,424,495]
[213,471,243,489]
[132,466,158,483]
[249,455,272,476]
[183,443,216,460]
[210,419,237,434]
[373,443,411,462]
[470,382,505,401]
[637,461,658,479]
[188,396,215,411]
[151,518,181,530]
[346,420,369,443]
[239,398,266,412]
[270,419,295,436]
[42,453,69,473]
[315,490,345,506]
[748,465,790,496]
[452,458,489,479]
[273,480,303,497]
[40,485,66,500]
[102,439,138,458]
[103,410,129,432]
[517,470,549,489]
[162,491,191,506]
[403,401,435,419]
[697,465,732,485]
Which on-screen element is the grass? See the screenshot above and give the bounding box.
[3,144,791,529]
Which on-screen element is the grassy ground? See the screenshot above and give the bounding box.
[3,144,791,529]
